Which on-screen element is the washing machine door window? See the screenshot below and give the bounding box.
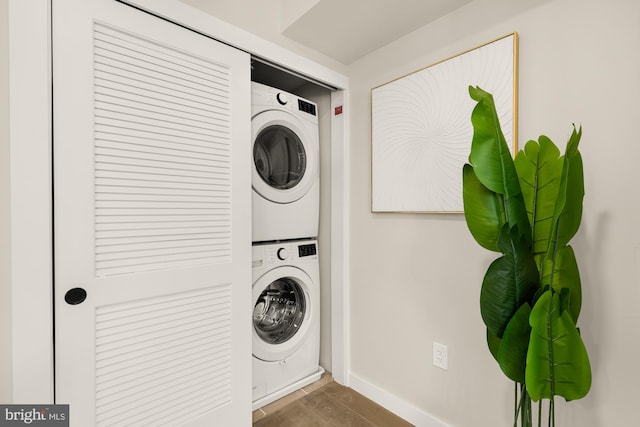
[254,125,306,191]
[251,111,318,204]
[253,277,306,344]
[252,266,314,362]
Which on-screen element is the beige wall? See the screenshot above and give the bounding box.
[0,0,13,403]
[348,0,640,425]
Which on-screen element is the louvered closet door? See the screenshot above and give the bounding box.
[52,1,251,425]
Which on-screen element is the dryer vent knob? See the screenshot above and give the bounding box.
[276,93,288,105]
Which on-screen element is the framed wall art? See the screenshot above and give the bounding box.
[371,33,518,213]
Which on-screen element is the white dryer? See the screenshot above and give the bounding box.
[252,239,321,409]
[251,82,320,243]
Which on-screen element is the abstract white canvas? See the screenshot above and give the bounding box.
[371,33,517,213]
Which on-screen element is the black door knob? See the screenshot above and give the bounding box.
[64,287,87,305]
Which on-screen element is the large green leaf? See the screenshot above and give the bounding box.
[537,245,582,323]
[480,225,539,338]
[526,289,591,402]
[468,86,531,245]
[487,328,501,363]
[468,86,519,196]
[514,137,563,255]
[462,164,505,252]
[497,303,531,383]
[546,126,584,253]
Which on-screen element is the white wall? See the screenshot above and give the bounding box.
[0,0,12,403]
[348,0,640,425]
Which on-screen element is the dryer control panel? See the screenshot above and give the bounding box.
[251,82,318,125]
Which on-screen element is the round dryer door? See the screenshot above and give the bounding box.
[251,110,318,204]
[252,266,313,361]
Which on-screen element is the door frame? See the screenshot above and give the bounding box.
[8,0,351,402]
[8,0,54,403]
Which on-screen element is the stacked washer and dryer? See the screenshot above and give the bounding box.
[250,82,323,409]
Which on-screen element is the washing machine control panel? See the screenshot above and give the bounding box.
[260,242,318,266]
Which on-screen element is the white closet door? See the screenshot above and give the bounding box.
[52,0,251,425]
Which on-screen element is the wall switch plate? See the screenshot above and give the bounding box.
[433,342,448,370]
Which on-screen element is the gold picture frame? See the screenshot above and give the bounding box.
[371,33,519,213]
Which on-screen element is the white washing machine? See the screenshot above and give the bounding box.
[252,239,321,409]
[251,82,320,243]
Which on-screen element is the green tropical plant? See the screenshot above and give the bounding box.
[462,86,591,426]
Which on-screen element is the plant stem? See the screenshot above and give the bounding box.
[513,384,522,427]
[523,387,532,427]
[538,400,542,427]
[547,295,556,427]
[520,387,525,427]
[514,383,518,420]
[514,384,532,427]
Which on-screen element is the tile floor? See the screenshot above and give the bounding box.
[253,374,414,426]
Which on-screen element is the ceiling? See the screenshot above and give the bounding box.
[281,0,473,64]
[182,0,474,65]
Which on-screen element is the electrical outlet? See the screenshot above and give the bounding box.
[433,342,448,370]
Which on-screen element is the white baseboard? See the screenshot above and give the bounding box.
[348,373,449,427]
